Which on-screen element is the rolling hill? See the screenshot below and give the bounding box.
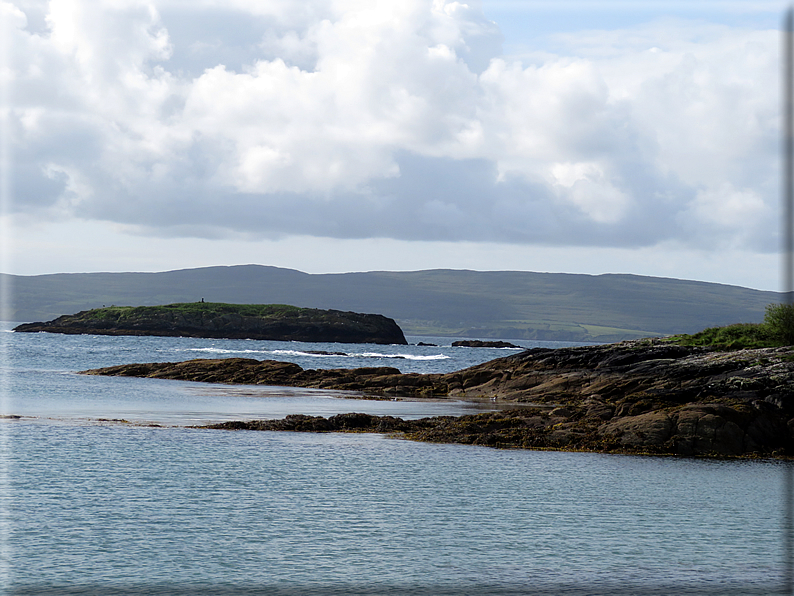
[1,265,782,342]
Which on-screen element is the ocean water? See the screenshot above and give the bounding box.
[0,325,788,595]
[1,326,568,425]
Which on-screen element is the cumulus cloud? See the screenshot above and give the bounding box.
[4,0,782,252]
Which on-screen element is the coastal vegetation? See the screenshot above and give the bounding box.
[668,303,794,349]
[76,302,308,321]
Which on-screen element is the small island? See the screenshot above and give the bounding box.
[14,302,408,345]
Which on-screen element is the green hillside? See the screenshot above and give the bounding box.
[1,265,781,342]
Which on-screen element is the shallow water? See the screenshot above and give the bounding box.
[1,325,589,425]
[4,424,784,595]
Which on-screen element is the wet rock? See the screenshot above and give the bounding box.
[601,411,674,450]
[583,398,614,421]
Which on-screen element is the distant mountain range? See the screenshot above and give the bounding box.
[0,265,782,342]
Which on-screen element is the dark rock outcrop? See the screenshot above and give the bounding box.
[84,358,445,396]
[14,303,408,345]
[83,339,794,457]
[451,340,521,348]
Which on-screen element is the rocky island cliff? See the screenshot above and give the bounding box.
[83,339,794,458]
[15,302,408,345]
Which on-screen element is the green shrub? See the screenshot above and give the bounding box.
[669,323,775,349]
[763,302,794,345]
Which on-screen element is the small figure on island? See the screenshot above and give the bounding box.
[201,298,204,303]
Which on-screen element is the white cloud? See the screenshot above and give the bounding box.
[679,182,773,250]
[4,0,783,255]
[551,162,630,224]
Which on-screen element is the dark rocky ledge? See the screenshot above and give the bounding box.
[83,339,794,458]
[15,302,407,345]
[451,340,521,348]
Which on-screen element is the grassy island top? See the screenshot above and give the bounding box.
[84,302,312,320]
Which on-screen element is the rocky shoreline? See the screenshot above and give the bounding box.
[83,339,794,458]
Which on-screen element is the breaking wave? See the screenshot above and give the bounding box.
[181,347,450,361]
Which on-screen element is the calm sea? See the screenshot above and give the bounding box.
[0,324,787,595]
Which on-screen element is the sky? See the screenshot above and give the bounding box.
[1,0,791,290]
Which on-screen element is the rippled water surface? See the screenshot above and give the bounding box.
[3,326,546,425]
[0,325,787,594]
